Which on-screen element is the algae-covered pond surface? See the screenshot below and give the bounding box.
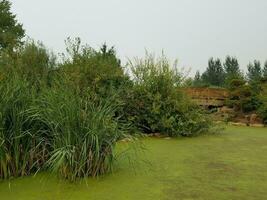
[0,126,267,200]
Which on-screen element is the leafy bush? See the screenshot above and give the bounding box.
[60,38,126,97]
[0,40,56,89]
[123,53,212,136]
[226,78,261,113]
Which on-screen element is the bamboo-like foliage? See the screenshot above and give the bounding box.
[27,86,125,181]
[0,74,127,180]
[0,76,47,179]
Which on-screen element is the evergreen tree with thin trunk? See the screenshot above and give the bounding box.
[224,56,243,86]
[247,60,263,95]
[247,60,262,83]
[201,58,225,87]
[193,70,203,86]
[263,61,267,78]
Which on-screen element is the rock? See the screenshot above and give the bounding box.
[250,124,265,127]
[250,114,258,124]
[219,106,234,113]
[153,133,161,137]
[229,122,248,126]
[164,137,171,140]
[250,114,261,124]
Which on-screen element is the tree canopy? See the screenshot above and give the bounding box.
[0,0,25,51]
[247,60,262,83]
[201,58,225,87]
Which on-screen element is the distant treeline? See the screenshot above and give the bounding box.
[190,56,267,88]
[186,56,267,124]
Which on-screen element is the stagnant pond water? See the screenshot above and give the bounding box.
[0,126,267,200]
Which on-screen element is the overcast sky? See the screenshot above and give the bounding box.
[10,0,267,75]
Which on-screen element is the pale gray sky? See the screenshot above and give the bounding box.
[10,0,267,74]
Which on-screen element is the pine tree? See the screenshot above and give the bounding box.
[247,60,262,83]
[224,56,243,84]
[263,61,267,78]
[202,58,225,86]
[193,70,202,86]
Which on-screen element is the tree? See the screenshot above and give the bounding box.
[247,60,262,94]
[247,60,262,83]
[0,0,25,51]
[183,77,193,87]
[263,61,267,78]
[258,79,267,124]
[227,78,259,113]
[201,58,225,87]
[224,56,243,86]
[193,70,203,87]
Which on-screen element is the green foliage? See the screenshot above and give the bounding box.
[0,21,215,181]
[224,56,243,87]
[226,78,260,113]
[124,53,212,136]
[29,85,127,181]
[0,75,47,179]
[60,37,125,97]
[0,40,56,89]
[263,61,267,78]
[0,0,25,51]
[247,60,262,83]
[202,58,225,87]
[0,73,130,181]
[258,79,267,124]
[0,39,131,180]
[182,77,193,87]
[193,70,205,87]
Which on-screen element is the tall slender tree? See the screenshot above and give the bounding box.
[201,58,225,86]
[247,60,262,83]
[263,61,267,78]
[193,70,203,86]
[224,56,243,86]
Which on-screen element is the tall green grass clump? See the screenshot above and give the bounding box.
[0,75,47,179]
[29,85,127,181]
[124,53,212,136]
[0,40,57,179]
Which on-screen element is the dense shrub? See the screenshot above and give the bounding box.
[226,79,260,113]
[0,40,56,89]
[123,53,212,136]
[60,38,126,97]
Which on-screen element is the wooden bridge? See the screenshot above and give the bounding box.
[183,87,229,107]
